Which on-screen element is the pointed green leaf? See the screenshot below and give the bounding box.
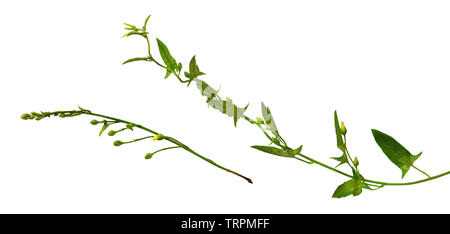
[330,153,347,168]
[142,15,151,32]
[122,57,149,65]
[164,69,171,79]
[177,62,183,73]
[261,103,278,133]
[99,123,110,136]
[371,129,422,178]
[122,31,141,38]
[332,179,363,198]
[251,145,296,158]
[188,56,205,80]
[156,38,178,72]
[334,111,345,151]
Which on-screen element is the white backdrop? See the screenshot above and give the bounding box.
[1,0,450,213]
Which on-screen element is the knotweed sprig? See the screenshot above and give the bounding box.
[21,107,253,184]
[122,14,450,198]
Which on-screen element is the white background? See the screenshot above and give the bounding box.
[1,0,450,213]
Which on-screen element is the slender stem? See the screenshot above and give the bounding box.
[122,135,153,144]
[152,146,181,154]
[411,165,431,178]
[297,152,450,186]
[144,35,151,57]
[40,110,252,183]
[342,135,357,172]
[293,156,313,164]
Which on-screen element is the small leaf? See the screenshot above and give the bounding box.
[334,111,345,151]
[332,179,363,198]
[122,57,149,65]
[188,56,205,79]
[330,154,347,168]
[164,69,171,79]
[156,38,178,72]
[261,102,278,133]
[78,106,91,113]
[99,123,110,136]
[177,62,183,73]
[142,15,151,32]
[251,145,296,158]
[371,129,422,178]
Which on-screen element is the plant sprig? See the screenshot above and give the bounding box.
[120,14,450,198]
[21,107,252,184]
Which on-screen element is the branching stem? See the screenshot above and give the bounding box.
[34,110,253,184]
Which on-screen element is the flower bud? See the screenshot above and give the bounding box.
[108,130,116,136]
[340,121,347,135]
[145,153,154,159]
[21,113,31,120]
[353,157,359,167]
[90,119,99,125]
[152,134,165,141]
[113,140,123,146]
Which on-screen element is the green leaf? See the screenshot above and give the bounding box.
[334,111,345,151]
[99,123,110,136]
[251,145,296,158]
[122,57,149,65]
[371,129,422,178]
[330,153,347,168]
[261,103,278,133]
[156,38,178,74]
[188,56,205,79]
[177,62,183,73]
[332,179,363,198]
[164,69,171,79]
[78,106,91,113]
[142,15,151,32]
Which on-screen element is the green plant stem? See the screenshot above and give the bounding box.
[152,146,182,154]
[45,110,253,184]
[135,27,449,189]
[122,135,154,144]
[342,135,357,172]
[412,164,431,178]
[297,153,450,186]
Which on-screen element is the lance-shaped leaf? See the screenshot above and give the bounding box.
[99,123,110,136]
[332,179,364,198]
[334,111,345,151]
[371,129,422,178]
[156,38,178,77]
[251,145,297,158]
[330,153,347,168]
[261,103,278,133]
[142,15,151,32]
[188,56,205,78]
[122,57,149,65]
[185,56,205,87]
